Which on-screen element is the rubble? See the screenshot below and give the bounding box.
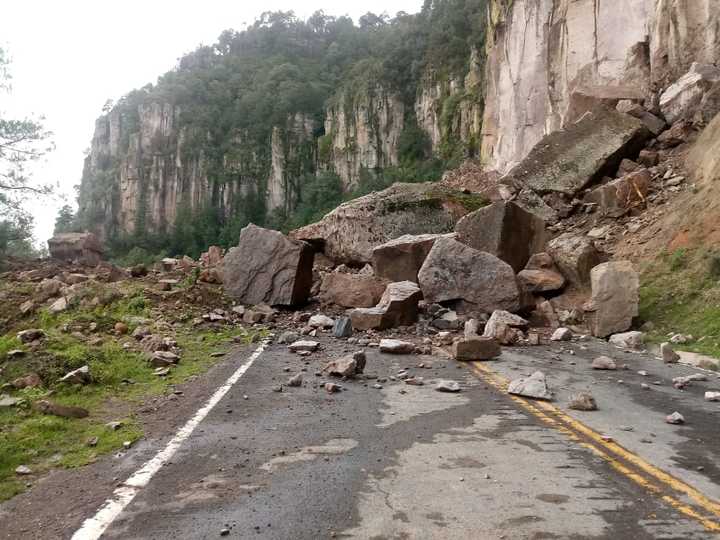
[379,339,415,354]
[482,311,528,345]
[568,392,598,411]
[288,340,320,353]
[308,314,334,329]
[435,380,461,393]
[507,371,553,400]
[223,224,314,306]
[418,237,520,313]
[592,356,617,370]
[665,411,685,425]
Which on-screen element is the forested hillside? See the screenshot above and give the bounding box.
[74,1,488,261]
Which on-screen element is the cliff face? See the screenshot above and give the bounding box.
[481,0,720,174]
[79,70,484,241]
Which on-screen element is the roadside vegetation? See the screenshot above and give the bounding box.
[639,247,720,361]
[0,277,266,501]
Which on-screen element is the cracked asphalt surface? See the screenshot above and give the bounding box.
[2,335,719,539]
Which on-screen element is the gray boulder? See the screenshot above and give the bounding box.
[508,371,553,400]
[418,237,520,313]
[290,182,484,265]
[583,261,639,338]
[48,232,104,266]
[455,201,546,273]
[504,107,650,200]
[222,224,314,306]
[660,63,720,124]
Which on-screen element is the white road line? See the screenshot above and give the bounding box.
[72,340,269,540]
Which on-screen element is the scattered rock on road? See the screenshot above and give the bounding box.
[435,380,461,393]
[568,392,598,411]
[584,261,639,338]
[453,337,501,361]
[288,340,319,353]
[323,352,366,378]
[350,281,422,331]
[592,356,617,370]
[287,373,303,387]
[507,371,553,400]
[379,339,415,354]
[665,411,685,425]
[308,314,334,328]
[705,392,720,402]
[332,317,353,338]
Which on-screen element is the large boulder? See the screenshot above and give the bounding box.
[504,107,650,200]
[417,237,520,313]
[547,233,607,290]
[222,224,314,306]
[660,63,720,124]
[455,201,546,273]
[319,272,388,308]
[290,182,486,265]
[350,281,422,331]
[47,232,104,266]
[584,169,651,218]
[372,233,451,283]
[583,261,639,338]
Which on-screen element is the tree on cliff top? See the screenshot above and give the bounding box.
[0,46,54,257]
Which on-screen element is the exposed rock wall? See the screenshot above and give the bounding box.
[323,85,404,191]
[481,0,720,174]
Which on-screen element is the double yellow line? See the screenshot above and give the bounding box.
[470,362,720,533]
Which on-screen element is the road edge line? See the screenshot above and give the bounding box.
[71,340,269,540]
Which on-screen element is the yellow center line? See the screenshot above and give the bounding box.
[470,361,720,533]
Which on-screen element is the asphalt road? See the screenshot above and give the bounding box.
[76,335,720,539]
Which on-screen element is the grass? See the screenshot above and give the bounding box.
[0,287,266,502]
[639,247,720,359]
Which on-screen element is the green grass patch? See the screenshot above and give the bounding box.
[0,315,265,501]
[639,247,720,358]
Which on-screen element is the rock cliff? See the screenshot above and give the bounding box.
[481,0,720,173]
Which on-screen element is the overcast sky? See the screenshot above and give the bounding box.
[0,0,422,245]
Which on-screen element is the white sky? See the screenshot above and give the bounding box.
[0,0,422,245]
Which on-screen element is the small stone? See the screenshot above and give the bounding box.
[288,340,319,353]
[106,421,123,431]
[379,339,415,354]
[637,370,648,376]
[641,383,650,390]
[608,331,645,351]
[665,411,685,425]
[435,380,461,393]
[308,314,334,329]
[15,465,32,476]
[372,384,383,389]
[705,391,720,402]
[60,365,92,385]
[287,373,303,387]
[86,436,99,447]
[550,328,572,342]
[220,529,230,537]
[405,377,425,386]
[568,392,597,411]
[332,317,353,338]
[277,331,299,344]
[17,329,45,344]
[592,356,617,370]
[325,383,341,393]
[272,385,283,393]
[114,322,129,335]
